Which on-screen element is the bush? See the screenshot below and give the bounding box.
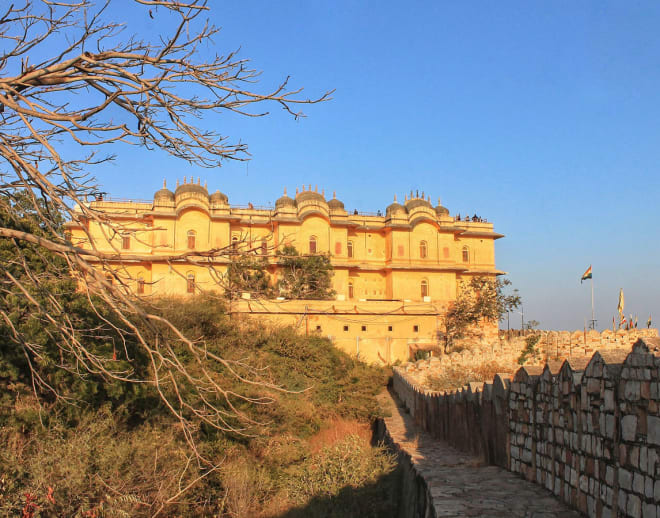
[0,295,393,517]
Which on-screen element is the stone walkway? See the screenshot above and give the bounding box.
[380,389,584,518]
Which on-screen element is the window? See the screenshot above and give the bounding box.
[309,235,317,254]
[420,240,428,259]
[343,325,349,332]
[261,238,268,256]
[232,235,239,251]
[388,325,393,332]
[413,325,419,333]
[187,230,196,249]
[105,273,113,285]
[421,279,429,298]
[462,246,469,263]
[361,325,367,332]
[186,273,195,293]
[316,325,322,331]
[348,281,354,299]
[121,233,130,250]
[347,241,354,258]
[137,277,145,295]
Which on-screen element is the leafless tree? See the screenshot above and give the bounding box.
[0,0,330,460]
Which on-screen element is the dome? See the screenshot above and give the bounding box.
[386,202,406,216]
[328,198,344,210]
[175,183,208,197]
[154,188,174,202]
[405,198,433,211]
[327,192,344,210]
[296,190,326,204]
[386,195,406,216]
[154,180,175,202]
[275,189,296,209]
[435,204,449,216]
[210,190,228,204]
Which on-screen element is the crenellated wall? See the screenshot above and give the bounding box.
[393,337,660,518]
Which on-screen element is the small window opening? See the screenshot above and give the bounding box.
[348,281,354,299]
[421,280,429,298]
[316,325,322,331]
[261,238,268,255]
[121,234,130,250]
[309,235,317,254]
[361,325,367,332]
[187,230,196,249]
[343,325,349,332]
[462,246,469,263]
[420,240,428,259]
[186,273,195,294]
[388,325,393,332]
[137,277,145,295]
[347,241,354,258]
[413,325,419,333]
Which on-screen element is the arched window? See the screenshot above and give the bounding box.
[231,235,239,251]
[187,230,196,249]
[137,276,145,295]
[421,279,429,298]
[347,241,354,258]
[261,238,268,256]
[462,246,469,263]
[309,235,317,254]
[186,272,195,294]
[420,240,428,259]
[121,233,130,250]
[348,281,354,299]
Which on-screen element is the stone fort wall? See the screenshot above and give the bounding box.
[403,329,658,389]
[392,336,660,518]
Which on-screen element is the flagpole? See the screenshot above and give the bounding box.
[590,276,595,330]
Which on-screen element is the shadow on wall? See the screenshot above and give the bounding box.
[275,468,402,518]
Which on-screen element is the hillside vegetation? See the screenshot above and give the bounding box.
[0,296,397,517]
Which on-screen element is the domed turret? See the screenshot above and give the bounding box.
[154,179,174,204]
[404,193,433,211]
[175,176,208,198]
[275,188,296,209]
[295,184,326,205]
[210,190,228,204]
[327,191,345,211]
[435,197,449,216]
[386,195,406,217]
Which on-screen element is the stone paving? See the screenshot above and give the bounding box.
[380,389,584,517]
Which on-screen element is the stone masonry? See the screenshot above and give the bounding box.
[393,337,660,518]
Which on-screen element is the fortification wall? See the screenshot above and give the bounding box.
[393,337,660,518]
[403,329,658,390]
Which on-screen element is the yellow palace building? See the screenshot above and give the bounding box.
[67,178,505,363]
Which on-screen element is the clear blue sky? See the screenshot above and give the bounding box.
[93,1,660,330]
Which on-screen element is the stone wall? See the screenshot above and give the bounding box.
[402,329,658,390]
[392,337,660,518]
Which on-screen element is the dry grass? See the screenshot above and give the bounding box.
[307,417,371,454]
[425,361,513,392]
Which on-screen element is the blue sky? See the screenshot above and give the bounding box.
[92,1,659,330]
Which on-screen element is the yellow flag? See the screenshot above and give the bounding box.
[617,288,624,316]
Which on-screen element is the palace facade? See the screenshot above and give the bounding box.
[67,179,505,362]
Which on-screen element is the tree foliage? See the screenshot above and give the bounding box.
[443,277,521,350]
[224,254,273,300]
[276,245,335,300]
[0,0,330,451]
